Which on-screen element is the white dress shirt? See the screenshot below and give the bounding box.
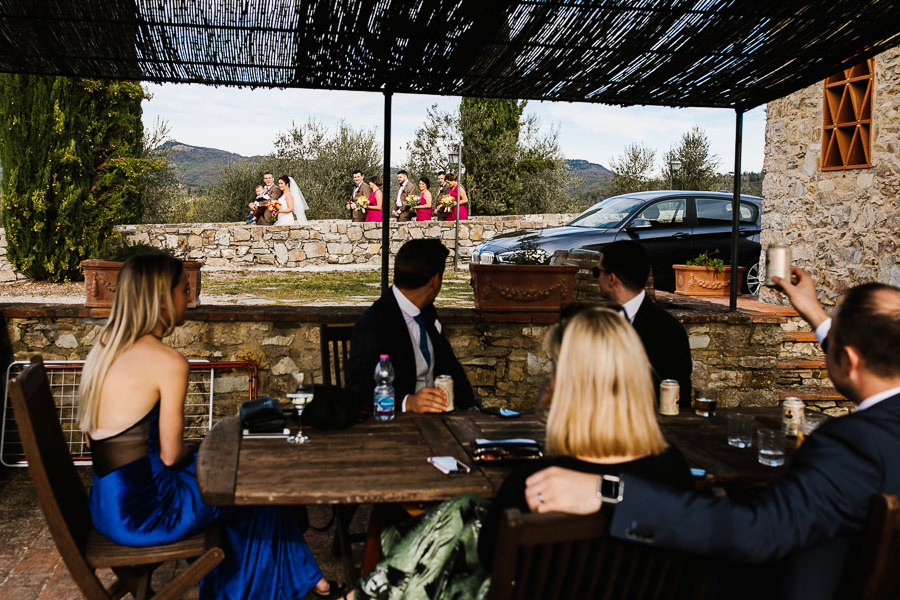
[396,183,406,208]
[621,290,646,324]
[392,286,440,411]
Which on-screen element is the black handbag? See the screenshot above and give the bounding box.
[239,396,285,433]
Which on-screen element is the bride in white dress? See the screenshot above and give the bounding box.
[274,175,309,225]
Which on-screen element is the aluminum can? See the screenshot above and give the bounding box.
[782,397,805,436]
[765,244,791,287]
[659,379,680,415]
[435,375,455,412]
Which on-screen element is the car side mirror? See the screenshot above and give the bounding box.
[628,218,652,230]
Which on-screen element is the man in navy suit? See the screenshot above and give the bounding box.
[593,240,692,404]
[524,269,900,599]
[347,239,476,416]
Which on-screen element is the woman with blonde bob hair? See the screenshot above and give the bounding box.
[79,253,342,600]
[479,307,693,565]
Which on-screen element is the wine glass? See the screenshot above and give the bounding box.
[287,371,314,444]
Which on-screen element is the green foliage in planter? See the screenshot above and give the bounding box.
[92,237,178,262]
[687,249,725,273]
[0,75,162,281]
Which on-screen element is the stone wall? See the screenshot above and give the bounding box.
[761,46,900,307]
[1,301,785,419]
[120,214,575,271]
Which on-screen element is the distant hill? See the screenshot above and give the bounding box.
[567,159,613,202]
[161,141,614,199]
[162,141,263,191]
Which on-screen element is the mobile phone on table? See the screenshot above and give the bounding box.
[428,456,471,475]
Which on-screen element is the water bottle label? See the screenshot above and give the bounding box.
[375,394,395,412]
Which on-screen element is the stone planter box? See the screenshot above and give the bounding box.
[81,260,203,308]
[469,263,579,312]
[673,264,746,296]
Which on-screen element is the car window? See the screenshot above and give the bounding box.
[634,198,686,227]
[568,196,644,228]
[696,198,757,225]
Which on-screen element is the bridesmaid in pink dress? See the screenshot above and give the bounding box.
[364,176,383,223]
[445,173,468,221]
[415,177,433,221]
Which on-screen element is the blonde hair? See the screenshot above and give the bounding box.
[545,308,667,458]
[78,254,183,432]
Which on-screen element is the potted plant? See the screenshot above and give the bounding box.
[469,241,579,312]
[80,239,202,308]
[673,250,745,296]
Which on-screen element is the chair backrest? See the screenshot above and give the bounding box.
[841,493,900,600]
[8,355,109,598]
[488,508,707,600]
[320,324,353,387]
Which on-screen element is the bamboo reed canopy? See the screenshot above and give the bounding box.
[1,0,899,110]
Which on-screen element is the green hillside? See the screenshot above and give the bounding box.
[162,140,264,191]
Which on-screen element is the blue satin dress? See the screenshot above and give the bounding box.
[88,403,323,599]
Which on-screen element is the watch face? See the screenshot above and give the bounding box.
[600,475,623,503]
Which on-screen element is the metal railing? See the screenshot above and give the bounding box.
[1,359,258,467]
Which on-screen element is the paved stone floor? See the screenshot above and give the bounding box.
[0,466,366,599]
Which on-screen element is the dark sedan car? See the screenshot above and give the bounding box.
[471,191,763,294]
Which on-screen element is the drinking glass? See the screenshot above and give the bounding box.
[287,371,314,444]
[727,414,754,448]
[757,428,785,467]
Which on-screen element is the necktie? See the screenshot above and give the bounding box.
[413,315,431,366]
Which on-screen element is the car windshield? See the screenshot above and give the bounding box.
[567,197,644,228]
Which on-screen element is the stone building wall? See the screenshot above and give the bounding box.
[1,303,785,419]
[761,46,900,307]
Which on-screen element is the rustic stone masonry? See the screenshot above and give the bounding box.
[1,298,788,420]
[761,46,900,307]
[120,214,575,271]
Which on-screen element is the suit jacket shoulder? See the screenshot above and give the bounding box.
[631,296,692,402]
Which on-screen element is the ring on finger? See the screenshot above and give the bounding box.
[537,492,545,504]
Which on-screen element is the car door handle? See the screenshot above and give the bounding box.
[672,233,689,240]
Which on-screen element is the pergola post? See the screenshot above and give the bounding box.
[729,107,744,311]
[381,90,392,295]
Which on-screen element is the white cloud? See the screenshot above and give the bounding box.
[142,83,765,172]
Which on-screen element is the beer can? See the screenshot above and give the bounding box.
[659,379,680,415]
[435,375,455,412]
[782,397,805,436]
[765,244,791,287]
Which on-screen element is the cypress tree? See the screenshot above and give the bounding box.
[0,75,155,281]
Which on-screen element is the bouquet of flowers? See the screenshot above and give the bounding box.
[438,195,456,213]
[405,194,420,209]
[356,197,371,214]
[270,199,282,215]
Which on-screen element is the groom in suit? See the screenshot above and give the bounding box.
[253,172,282,226]
[347,239,476,416]
[525,271,900,600]
[593,240,692,404]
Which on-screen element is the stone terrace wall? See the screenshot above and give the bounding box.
[761,46,900,307]
[117,214,575,271]
[1,301,784,419]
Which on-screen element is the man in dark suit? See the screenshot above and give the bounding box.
[347,239,476,415]
[593,240,692,404]
[524,270,900,599]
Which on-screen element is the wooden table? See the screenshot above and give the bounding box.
[198,407,794,506]
[197,413,494,506]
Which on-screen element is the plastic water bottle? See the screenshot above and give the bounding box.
[373,354,395,421]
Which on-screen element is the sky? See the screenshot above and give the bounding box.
[142,83,767,173]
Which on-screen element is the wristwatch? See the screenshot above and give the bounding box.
[597,474,624,504]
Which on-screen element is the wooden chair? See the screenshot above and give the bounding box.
[841,493,900,600]
[8,355,224,600]
[488,508,707,600]
[320,324,354,387]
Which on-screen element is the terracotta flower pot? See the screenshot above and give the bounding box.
[673,264,746,296]
[469,263,579,312]
[81,260,203,308]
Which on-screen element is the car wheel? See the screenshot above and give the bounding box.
[744,262,761,296]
